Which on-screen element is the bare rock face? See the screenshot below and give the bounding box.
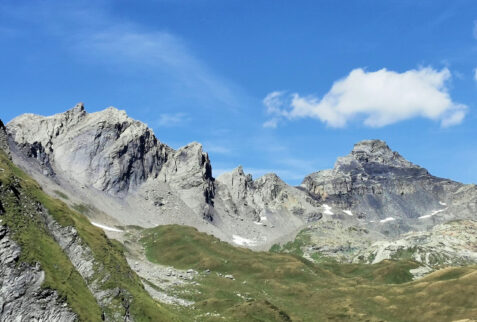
[0,226,77,322]
[7,104,216,225]
[216,166,322,224]
[301,140,464,230]
[354,220,477,266]
[8,103,171,195]
[158,142,215,220]
[7,106,477,258]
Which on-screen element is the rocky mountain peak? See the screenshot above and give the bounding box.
[352,139,391,155]
[62,102,87,126]
[334,139,418,173]
[7,104,171,195]
[70,102,85,113]
[216,166,253,202]
[217,166,252,187]
[254,173,284,187]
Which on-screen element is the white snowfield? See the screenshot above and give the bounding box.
[91,222,124,232]
[322,204,334,215]
[343,210,353,216]
[232,235,257,247]
[380,217,395,223]
[418,208,447,220]
[439,201,447,206]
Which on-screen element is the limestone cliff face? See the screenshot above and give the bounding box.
[6,105,477,253]
[7,104,216,221]
[0,226,77,322]
[301,140,463,223]
[158,142,215,220]
[8,103,171,195]
[216,166,321,224]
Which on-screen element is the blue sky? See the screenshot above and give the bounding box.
[1,0,477,184]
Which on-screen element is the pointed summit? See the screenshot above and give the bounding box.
[336,139,417,171]
[63,102,87,124]
[72,102,85,112]
[352,139,391,154]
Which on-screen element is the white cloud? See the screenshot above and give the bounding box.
[264,67,467,128]
[262,91,288,128]
[474,68,477,82]
[263,91,287,115]
[262,118,279,128]
[441,110,466,127]
[157,113,190,127]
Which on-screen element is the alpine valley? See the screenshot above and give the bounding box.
[1,104,477,321]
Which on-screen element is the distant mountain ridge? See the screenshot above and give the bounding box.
[2,103,477,321]
[4,103,477,259]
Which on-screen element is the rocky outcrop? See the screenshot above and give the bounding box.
[6,105,477,260]
[0,225,77,321]
[0,143,168,320]
[301,140,463,227]
[216,166,322,224]
[354,220,477,266]
[7,105,216,221]
[158,142,215,220]
[43,214,133,321]
[8,104,171,195]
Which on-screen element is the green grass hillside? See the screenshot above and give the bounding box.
[141,225,477,321]
[0,151,176,321]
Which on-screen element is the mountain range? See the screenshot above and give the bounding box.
[1,104,477,321]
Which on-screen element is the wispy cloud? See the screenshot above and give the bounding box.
[262,118,279,128]
[264,67,467,128]
[0,0,245,111]
[156,113,190,127]
[78,27,242,109]
[474,68,477,82]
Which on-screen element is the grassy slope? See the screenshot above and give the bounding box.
[0,151,176,321]
[141,225,477,322]
[0,152,101,320]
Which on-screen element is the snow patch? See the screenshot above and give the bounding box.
[418,208,447,220]
[439,201,447,206]
[260,216,268,221]
[232,235,257,246]
[253,221,263,226]
[322,204,334,215]
[343,210,353,216]
[91,222,123,232]
[380,217,395,223]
